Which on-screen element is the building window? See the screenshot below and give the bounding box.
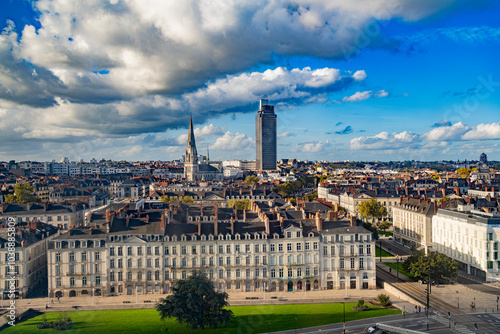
[296,243,302,251]
[278,244,283,252]
[55,253,61,263]
[359,258,364,269]
[270,244,275,252]
[83,276,87,286]
[95,252,100,261]
[128,247,133,256]
[271,269,276,278]
[351,258,355,269]
[305,242,310,250]
[56,278,61,287]
[118,247,123,256]
[279,268,284,278]
[313,242,318,250]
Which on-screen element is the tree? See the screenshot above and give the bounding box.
[227,198,250,210]
[378,221,390,233]
[181,196,194,203]
[456,167,472,179]
[244,175,259,184]
[357,199,387,224]
[377,294,391,307]
[5,183,40,204]
[156,271,233,330]
[405,251,457,282]
[363,222,379,240]
[160,196,170,203]
[303,192,318,201]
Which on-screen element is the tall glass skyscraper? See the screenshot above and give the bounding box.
[255,99,277,170]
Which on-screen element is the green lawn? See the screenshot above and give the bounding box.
[383,262,415,279]
[376,246,393,258]
[378,231,393,237]
[5,303,400,333]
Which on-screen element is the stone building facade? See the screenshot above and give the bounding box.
[47,201,376,299]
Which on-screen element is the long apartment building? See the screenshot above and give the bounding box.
[47,201,376,299]
[433,208,500,282]
[392,197,435,253]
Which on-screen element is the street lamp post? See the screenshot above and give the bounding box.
[295,317,297,334]
[92,287,95,305]
[458,297,459,310]
[343,302,346,334]
[379,240,382,262]
[396,255,400,283]
[426,257,431,331]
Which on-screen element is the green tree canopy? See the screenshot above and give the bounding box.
[160,195,170,203]
[244,175,259,183]
[181,196,194,203]
[156,271,233,330]
[378,221,390,233]
[404,251,457,282]
[5,183,40,204]
[357,199,387,223]
[303,192,318,201]
[226,198,250,210]
[456,167,472,179]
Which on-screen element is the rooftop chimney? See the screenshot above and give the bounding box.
[349,215,357,227]
[230,216,234,234]
[264,215,270,235]
[433,202,437,214]
[198,221,201,236]
[161,214,166,230]
[315,211,323,232]
[334,203,339,212]
[243,209,247,222]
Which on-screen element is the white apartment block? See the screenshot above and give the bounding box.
[433,208,500,282]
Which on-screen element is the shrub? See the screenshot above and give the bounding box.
[352,299,370,311]
[377,294,391,307]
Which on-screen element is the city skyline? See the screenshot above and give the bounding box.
[1,1,499,162]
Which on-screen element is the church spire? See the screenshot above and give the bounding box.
[187,115,196,150]
[184,115,198,181]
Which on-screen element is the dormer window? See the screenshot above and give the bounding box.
[181,235,187,241]
[287,231,292,238]
[218,234,224,240]
[209,235,214,241]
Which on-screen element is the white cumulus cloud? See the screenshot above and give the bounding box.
[210,131,253,151]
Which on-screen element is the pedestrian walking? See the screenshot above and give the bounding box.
[418,306,421,313]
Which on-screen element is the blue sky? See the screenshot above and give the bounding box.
[0,0,499,162]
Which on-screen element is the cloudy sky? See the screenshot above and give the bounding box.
[1,0,499,162]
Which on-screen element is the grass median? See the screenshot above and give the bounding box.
[4,302,400,333]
